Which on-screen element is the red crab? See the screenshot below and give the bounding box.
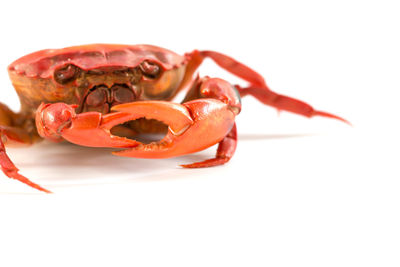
[0,44,348,193]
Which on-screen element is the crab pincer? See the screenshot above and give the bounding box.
[111,99,236,159]
[36,103,139,148]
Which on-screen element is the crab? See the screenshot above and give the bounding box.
[0,44,348,193]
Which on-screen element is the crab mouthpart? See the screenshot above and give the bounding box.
[82,83,136,113]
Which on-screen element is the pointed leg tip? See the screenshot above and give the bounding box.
[11,172,52,193]
[180,157,230,168]
[25,182,52,194]
[180,161,212,168]
[313,110,352,126]
[180,163,197,168]
[18,178,52,193]
[38,187,52,194]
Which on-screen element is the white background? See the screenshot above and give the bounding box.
[0,0,399,266]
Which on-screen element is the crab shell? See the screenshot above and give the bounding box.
[7,44,188,115]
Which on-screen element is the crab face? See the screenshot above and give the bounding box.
[8,44,187,114]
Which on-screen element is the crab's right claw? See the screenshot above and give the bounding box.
[36,103,138,148]
[107,101,195,137]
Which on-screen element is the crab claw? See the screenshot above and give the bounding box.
[112,99,236,158]
[107,101,195,137]
[36,102,138,148]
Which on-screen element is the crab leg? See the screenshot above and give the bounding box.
[0,104,51,193]
[0,138,50,193]
[182,50,348,123]
[235,85,351,124]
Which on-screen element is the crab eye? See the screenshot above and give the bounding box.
[139,60,161,79]
[54,64,80,84]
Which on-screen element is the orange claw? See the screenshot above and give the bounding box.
[60,112,140,148]
[36,103,138,148]
[110,101,194,136]
[112,99,236,159]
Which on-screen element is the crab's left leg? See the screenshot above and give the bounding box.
[180,50,349,124]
